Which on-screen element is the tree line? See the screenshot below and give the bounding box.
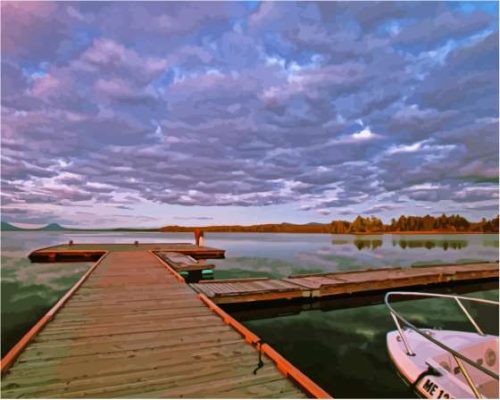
[159,214,499,234]
[160,223,332,233]
[330,214,499,234]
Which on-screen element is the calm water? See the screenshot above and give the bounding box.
[1,231,498,397]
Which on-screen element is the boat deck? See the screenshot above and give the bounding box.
[1,249,323,398]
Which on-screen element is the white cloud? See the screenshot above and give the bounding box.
[386,140,428,154]
[407,183,442,191]
[352,127,378,140]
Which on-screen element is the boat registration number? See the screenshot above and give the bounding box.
[418,378,453,399]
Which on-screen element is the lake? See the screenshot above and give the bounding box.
[1,231,498,398]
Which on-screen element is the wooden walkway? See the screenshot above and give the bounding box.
[191,262,499,305]
[1,249,324,398]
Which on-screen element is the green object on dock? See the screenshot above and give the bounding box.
[179,269,214,277]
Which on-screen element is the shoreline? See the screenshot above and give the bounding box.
[352,231,495,236]
[2,229,497,235]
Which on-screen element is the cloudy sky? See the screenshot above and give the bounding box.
[1,1,499,228]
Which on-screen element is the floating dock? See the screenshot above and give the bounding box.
[227,280,500,322]
[2,244,329,398]
[28,243,225,263]
[191,262,499,305]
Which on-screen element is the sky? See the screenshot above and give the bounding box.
[1,1,499,228]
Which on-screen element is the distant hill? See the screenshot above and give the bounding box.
[38,223,66,231]
[1,222,68,231]
[3,214,498,234]
[1,222,23,231]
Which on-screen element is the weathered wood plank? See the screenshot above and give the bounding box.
[24,325,240,356]
[3,351,278,398]
[16,336,245,366]
[10,340,257,381]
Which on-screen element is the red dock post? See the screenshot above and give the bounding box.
[194,229,205,246]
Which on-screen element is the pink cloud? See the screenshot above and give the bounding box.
[30,74,64,98]
[75,38,167,82]
[1,2,65,61]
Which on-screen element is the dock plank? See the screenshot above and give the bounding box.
[4,351,282,398]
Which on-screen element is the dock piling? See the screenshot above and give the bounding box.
[194,229,205,247]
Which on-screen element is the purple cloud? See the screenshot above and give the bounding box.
[1,2,498,226]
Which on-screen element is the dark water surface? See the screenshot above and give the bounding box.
[1,231,498,397]
[243,290,499,398]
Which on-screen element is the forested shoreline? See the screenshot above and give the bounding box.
[330,214,499,234]
[159,214,499,234]
[3,214,498,234]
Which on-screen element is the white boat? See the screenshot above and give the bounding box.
[385,291,499,399]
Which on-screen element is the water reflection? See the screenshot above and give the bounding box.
[332,237,472,251]
[1,231,498,398]
[483,238,500,248]
[331,239,350,245]
[393,239,468,250]
[244,288,499,398]
[354,239,383,250]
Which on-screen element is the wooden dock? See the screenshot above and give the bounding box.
[28,243,225,263]
[2,244,329,398]
[227,280,500,322]
[191,262,499,305]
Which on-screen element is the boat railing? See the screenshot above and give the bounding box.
[385,291,499,398]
